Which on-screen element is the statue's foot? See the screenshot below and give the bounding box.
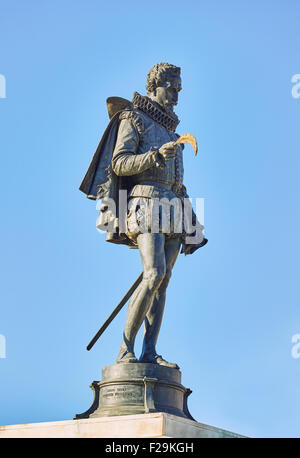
[116,350,138,364]
[139,353,179,369]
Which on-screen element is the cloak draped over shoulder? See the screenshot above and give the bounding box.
[79,109,136,247]
[79,111,122,200]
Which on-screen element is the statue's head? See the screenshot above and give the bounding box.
[146,63,181,112]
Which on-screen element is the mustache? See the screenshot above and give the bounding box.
[166,98,178,106]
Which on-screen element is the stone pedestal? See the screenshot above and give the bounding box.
[0,413,244,438]
[75,363,194,420]
[0,362,245,438]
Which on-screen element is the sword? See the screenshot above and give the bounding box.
[86,272,143,351]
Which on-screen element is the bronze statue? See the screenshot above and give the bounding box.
[80,63,207,370]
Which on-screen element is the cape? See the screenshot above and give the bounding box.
[79,98,136,248]
[79,100,130,200]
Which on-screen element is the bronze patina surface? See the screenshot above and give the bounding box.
[77,63,207,420]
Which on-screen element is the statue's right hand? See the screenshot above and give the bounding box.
[159,141,177,162]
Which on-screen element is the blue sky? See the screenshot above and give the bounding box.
[0,0,299,438]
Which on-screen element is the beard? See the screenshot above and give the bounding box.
[163,100,177,116]
[160,95,177,113]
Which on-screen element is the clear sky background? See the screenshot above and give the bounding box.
[0,0,299,438]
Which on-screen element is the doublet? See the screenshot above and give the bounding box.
[111,105,186,201]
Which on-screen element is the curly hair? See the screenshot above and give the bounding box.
[146,63,181,95]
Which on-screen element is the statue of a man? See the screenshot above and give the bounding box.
[80,63,207,369]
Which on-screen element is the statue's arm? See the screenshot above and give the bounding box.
[112,119,164,176]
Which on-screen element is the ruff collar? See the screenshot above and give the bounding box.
[132,91,179,132]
